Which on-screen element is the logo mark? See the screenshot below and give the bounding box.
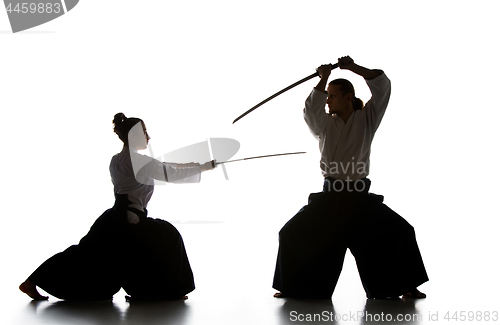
[157,137,239,181]
[4,0,79,33]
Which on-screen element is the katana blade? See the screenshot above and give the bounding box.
[232,63,338,124]
[215,151,306,165]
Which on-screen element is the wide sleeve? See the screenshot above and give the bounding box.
[303,88,329,138]
[164,164,201,183]
[132,153,202,184]
[363,73,391,131]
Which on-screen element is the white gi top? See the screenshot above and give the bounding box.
[303,73,391,181]
[109,146,202,223]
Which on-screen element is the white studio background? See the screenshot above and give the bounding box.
[1,0,499,320]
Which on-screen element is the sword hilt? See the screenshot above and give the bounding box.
[313,63,339,77]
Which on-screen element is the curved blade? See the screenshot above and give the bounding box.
[233,63,338,124]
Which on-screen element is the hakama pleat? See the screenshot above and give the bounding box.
[349,203,429,298]
[273,178,428,299]
[120,217,195,300]
[28,208,124,300]
[273,192,344,298]
[28,194,195,301]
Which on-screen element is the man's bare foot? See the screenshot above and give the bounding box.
[19,280,48,300]
[274,292,287,298]
[402,288,426,299]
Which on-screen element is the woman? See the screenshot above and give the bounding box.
[20,113,215,301]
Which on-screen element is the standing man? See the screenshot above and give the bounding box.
[272,56,428,299]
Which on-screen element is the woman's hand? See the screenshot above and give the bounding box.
[200,160,216,172]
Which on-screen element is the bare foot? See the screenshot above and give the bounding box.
[182,295,188,300]
[402,288,426,299]
[19,280,48,300]
[274,292,286,298]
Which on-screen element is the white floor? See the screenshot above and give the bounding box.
[3,1,500,324]
[5,215,500,325]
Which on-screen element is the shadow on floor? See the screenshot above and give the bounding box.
[276,297,421,324]
[22,298,191,325]
[20,295,423,325]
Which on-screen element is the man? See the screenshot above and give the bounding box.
[272,56,428,299]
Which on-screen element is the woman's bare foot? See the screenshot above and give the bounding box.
[402,288,426,299]
[19,280,48,300]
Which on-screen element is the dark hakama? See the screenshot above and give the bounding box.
[28,194,195,301]
[120,215,195,300]
[272,178,428,299]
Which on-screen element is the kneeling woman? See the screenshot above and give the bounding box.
[20,113,215,301]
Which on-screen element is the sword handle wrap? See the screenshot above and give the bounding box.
[313,63,339,77]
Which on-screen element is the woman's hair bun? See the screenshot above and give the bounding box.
[113,113,127,125]
[113,113,143,144]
